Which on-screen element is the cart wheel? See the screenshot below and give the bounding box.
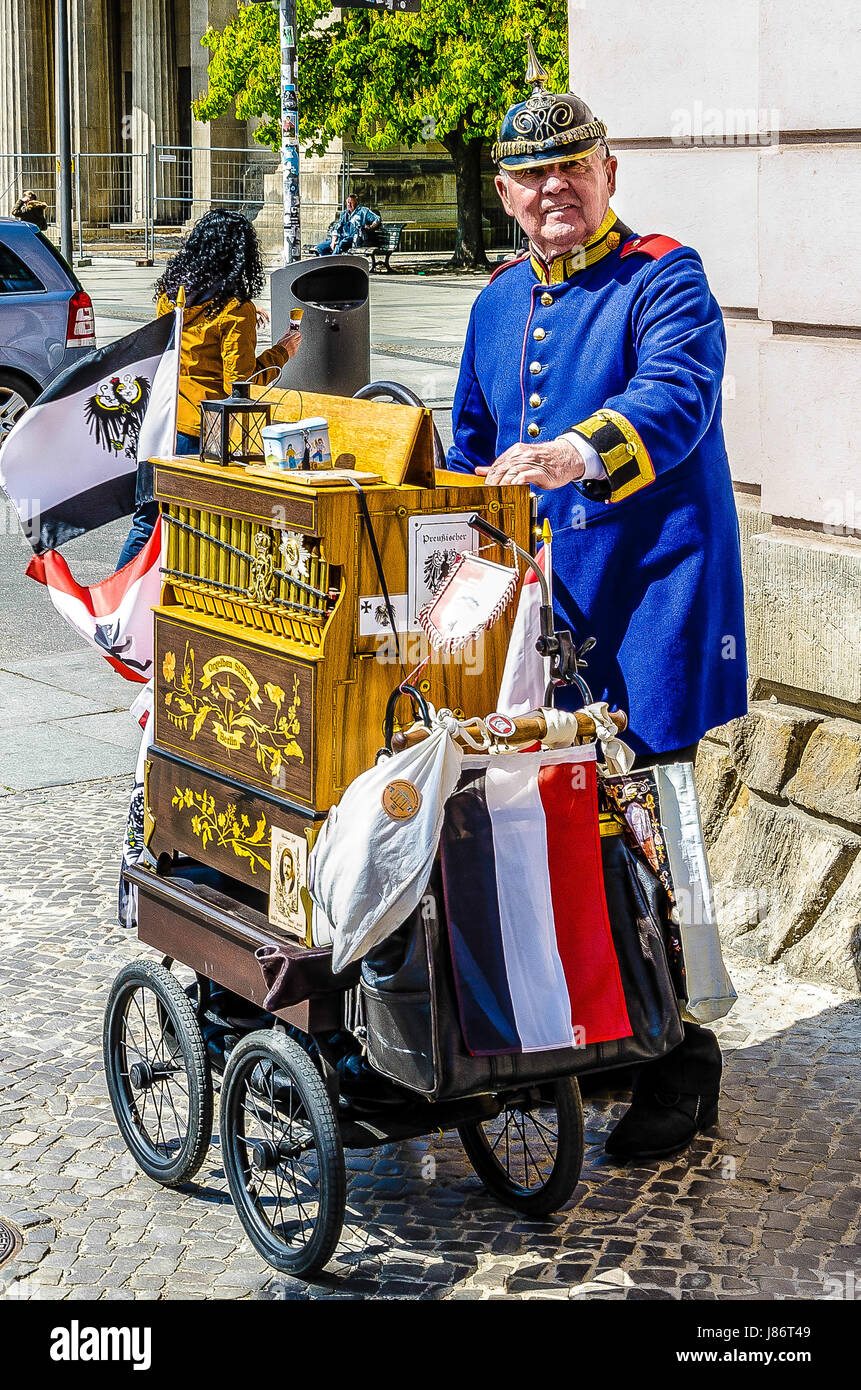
[458,1078,584,1218]
[103,960,213,1186]
[220,1030,346,1278]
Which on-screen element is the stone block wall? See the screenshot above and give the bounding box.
[570,1,861,994]
[696,499,861,994]
[698,709,861,994]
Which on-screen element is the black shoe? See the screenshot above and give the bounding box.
[604,1087,719,1160]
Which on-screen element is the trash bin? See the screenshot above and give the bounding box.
[269,253,371,397]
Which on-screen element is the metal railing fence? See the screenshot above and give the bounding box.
[1,145,518,263]
[75,152,152,262]
[0,152,58,227]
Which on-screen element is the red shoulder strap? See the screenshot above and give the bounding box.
[620,234,683,261]
[489,252,529,283]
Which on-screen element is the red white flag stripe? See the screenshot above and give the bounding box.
[484,753,575,1050]
[25,517,162,683]
[497,545,546,716]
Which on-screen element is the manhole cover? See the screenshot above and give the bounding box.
[0,1219,22,1269]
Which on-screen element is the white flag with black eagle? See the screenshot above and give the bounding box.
[0,308,181,552]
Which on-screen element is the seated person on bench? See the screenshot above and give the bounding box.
[316,195,381,256]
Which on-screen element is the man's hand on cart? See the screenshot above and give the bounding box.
[477,437,586,489]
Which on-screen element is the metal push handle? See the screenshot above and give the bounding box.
[352,380,447,472]
[378,683,432,761]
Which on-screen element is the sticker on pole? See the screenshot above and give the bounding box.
[340,1,422,10]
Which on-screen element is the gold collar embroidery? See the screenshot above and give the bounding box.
[529,208,622,285]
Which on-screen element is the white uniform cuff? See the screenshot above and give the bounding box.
[559,431,607,480]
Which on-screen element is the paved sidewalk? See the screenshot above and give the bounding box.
[82,258,476,429]
[0,651,140,796]
[1,778,858,1301]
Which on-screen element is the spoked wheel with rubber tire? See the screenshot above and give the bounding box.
[220,1030,346,1277]
[103,960,213,1186]
[458,1077,585,1217]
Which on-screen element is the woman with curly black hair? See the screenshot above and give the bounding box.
[117,209,301,568]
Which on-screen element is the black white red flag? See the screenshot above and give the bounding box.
[0,310,181,553]
[25,518,163,683]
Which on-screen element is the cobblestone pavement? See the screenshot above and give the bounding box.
[1,778,858,1302]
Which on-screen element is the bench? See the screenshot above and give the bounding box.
[365,222,407,273]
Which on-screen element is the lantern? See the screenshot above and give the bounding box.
[199,381,272,467]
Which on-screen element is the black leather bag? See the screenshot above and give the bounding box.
[360,834,684,1100]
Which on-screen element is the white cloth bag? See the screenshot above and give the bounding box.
[308,725,463,973]
[654,762,737,1024]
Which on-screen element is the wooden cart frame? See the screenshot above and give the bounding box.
[105,858,585,1278]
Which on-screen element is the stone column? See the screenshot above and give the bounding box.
[69,0,116,227]
[189,0,246,226]
[0,0,53,215]
[131,0,179,223]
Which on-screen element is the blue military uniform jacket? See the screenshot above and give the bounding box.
[447,209,748,755]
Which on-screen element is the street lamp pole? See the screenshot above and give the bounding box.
[55,0,74,263]
[259,0,423,263]
[278,0,301,265]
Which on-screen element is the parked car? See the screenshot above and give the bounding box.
[0,217,96,446]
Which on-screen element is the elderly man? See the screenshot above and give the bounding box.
[447,44,747,1159]
[315,194,381,256]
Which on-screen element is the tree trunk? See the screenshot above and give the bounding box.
[442,129,490,271]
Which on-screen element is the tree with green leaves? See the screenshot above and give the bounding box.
[194,1,568,269]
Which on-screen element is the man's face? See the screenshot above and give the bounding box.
[495,151,617,260]
[346,196,357,212]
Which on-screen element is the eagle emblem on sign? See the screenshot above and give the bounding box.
[84,372,151,459]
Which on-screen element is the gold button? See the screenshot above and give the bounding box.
[529,393,541,408]
[626,442,637,455]
[529,361,542,375]
[541,292,553,306]
[527,424,540,438]
[533,327,546,341]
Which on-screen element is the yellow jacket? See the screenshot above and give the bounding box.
[157,294,291,438]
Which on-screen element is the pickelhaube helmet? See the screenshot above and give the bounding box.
[492,36,607,172]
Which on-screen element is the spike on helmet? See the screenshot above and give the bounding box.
[492,34,607,172]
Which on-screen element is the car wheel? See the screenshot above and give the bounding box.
[0,374,38,447]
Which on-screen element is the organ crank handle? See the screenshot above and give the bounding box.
[389,707,628,754]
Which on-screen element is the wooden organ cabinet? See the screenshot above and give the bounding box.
[142,389,532,950]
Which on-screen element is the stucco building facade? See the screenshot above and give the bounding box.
[567,0,861,991]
